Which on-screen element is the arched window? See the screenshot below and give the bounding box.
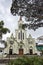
[18,31,24,40]
[23,33,24,40]
[18,32,20,39]
[21,31,22,40]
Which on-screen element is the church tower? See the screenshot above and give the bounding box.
[15,16,27,42]
[15,16,27,54]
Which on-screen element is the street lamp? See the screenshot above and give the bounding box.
[8,40,14,62]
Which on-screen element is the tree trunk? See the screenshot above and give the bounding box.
[0,32,2,42]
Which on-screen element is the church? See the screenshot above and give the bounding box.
[0,17,40,57]
[3,17,38,57]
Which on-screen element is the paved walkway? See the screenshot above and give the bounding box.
[0,64,6,65]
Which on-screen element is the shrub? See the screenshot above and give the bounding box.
[7,56,43,65]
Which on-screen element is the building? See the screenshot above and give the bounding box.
[36,36,43,55]
[0,17,39,58]
[0,40,5,58]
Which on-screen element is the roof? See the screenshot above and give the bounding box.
[37,43,43,45]
[37,35,43,45]
[36,45,43,51]
[37,36,43,40]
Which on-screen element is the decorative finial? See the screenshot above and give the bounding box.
[20,16,22,20]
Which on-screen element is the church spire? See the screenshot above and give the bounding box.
[19,16,22,21]
[18,16,23,29]
[18,16,22,22]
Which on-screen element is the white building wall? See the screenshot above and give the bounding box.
[3,18,38,57]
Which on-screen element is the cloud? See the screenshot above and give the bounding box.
[0,0,20,40]
[27,27,43,39]
[0,0,43,41]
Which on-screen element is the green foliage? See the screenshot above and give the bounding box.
[0,20,10,37]
[0,20,4,26]
[7,56,43,65]
[1,28,10,34]
[0,20,10,48]
[11,0,43,30]
[8,60,14,65]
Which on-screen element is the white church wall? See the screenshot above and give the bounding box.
[2,17,39,57]
[13,41,19,54]
[23,39,28,54]
[4,41,10,54]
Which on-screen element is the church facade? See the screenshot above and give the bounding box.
[3,17,38,56]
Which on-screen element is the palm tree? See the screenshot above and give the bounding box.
[0,20,10,40]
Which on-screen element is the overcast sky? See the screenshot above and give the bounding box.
[0,0,43,40]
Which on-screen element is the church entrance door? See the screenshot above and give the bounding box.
[9,49,12,55]
[19,49,23,55]
[29,49,33,55]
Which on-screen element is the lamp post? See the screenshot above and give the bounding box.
[8,40,14,63]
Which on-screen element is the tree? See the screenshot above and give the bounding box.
[7,56,43,65]
[10,0,43,30]
[0,20,10,40]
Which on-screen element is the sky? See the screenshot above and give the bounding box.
[0,0,43,41]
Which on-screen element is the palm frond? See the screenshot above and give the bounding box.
[0,21,4,26]
[1,28,10,34]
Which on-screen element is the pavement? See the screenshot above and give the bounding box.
[0,64,6,65]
